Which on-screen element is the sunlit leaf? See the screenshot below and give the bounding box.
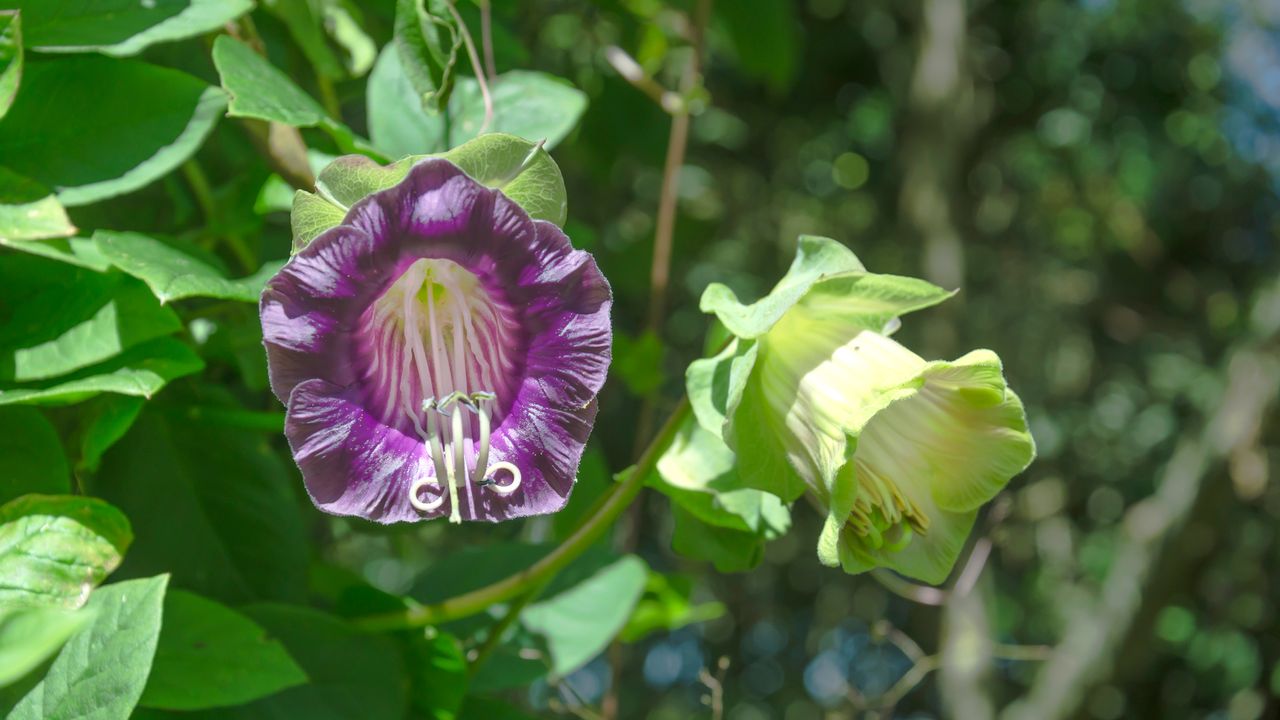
[0,605,93,688]
[95,231,283,304]
[0,494,133,610]
[8,575,167,720]
[0,167,75,242]
[0,10,22,121]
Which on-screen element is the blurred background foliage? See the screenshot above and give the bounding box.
[1,0,1278,718]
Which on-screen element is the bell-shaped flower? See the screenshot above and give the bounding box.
[688,236,1033,583]
[261,159,611,524]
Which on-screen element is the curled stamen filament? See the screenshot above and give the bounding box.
[409,391,522,521]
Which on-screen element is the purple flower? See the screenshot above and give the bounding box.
[261,160,612,524]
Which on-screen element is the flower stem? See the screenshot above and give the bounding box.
[354,397,690,632]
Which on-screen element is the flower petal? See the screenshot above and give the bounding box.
[284,379,437,524]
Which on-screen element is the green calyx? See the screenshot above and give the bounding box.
[289,133,567,252]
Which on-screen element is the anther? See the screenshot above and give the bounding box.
[407,389,522,520]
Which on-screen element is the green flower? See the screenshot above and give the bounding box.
[688,236,1034,583]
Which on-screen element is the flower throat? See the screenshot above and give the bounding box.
[359,258,522,521]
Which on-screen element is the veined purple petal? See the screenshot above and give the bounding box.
[262,160,612,524]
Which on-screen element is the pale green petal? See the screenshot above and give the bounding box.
[827,343,1035,584]
[729,330,923,503]
[699,236,865,339]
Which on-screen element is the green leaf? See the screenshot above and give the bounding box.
[394,0,461,113]
[619,572,724,644]
[671,505,768,573]
[367,42,445,157]
[11,0,252,56]
[519,554,648,679]
[0,605,93,688]
[0,260,181,384]
[0,337,204,406]
[8,575,168,720]
[405,631,467,720]
[211,35,377,158]
[262,0,346,80]
[0,10,21,121]
[1,237,108,270]
[140,590,308,711]
[213,34,328,128]
[698,235,866,339]
[0,56,225,206]
[0,167,76,242]
[95,231,283,303]
[220,604,409,720]
[447,71,587,150]
[0,407,68,504]
[716,0,799,93]
[90,411,308,604]
[73,395,145,474]
[291,134,568,250]
[651,414,790,534]
[368,44,587,158]
[0,494,132,610]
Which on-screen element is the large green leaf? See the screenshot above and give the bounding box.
[619,571,724,643]
[0,56,225,206]
[211,35,376,157]
[0,259,180,384]
[0,406,68,504]
[11,0,251,56]
[213,34,328,128]
[95,231,283,303]
[0,494,132,609]
[0,605,93,688]
[0,167,75,242]
[367,44,586,158]
[140,590,308,711]
[415,543,645,690]
[0,337,204,406]
[519,554,648,679]
[291,133,568,250]
[90,411,308,604]
[0,10,21,120]
[8,575,168,720]
[447,71,587,150]
[197,604,408,720]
